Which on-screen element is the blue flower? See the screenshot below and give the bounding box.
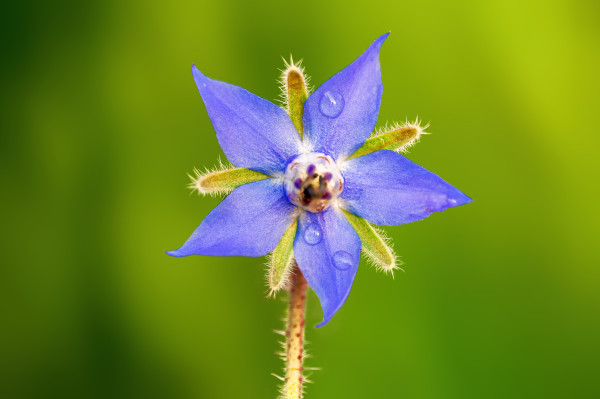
[168,33,472,326]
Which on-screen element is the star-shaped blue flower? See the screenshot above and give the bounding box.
[168,33,472,326]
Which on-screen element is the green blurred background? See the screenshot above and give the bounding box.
[2,0,599,398]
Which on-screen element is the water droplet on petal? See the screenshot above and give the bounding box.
[304,224,323,245]
[319,90,344,118]
[332,251,353,271]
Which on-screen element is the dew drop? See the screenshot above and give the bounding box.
[332,251,353,271]
[303,224,323,245]
[319,90,345,118]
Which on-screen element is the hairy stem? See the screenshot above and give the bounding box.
[279,58,309,399]
[281,265,307,399]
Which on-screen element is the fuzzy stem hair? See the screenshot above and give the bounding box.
[280,267,308,399]
[276,55,310,399]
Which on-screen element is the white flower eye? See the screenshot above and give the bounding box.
[284,153,343,213]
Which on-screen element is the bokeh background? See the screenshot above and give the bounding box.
[2,0,599,398]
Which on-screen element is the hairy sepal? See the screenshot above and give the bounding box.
[342,209,399,274]
[348,120,427,159]
[280,56,310,138]
[189,161,269,196]
[268,219,298,295]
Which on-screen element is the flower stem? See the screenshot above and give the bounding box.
[282,264,307,399]
[280,56,309,399]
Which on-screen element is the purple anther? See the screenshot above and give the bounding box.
[294,178,303,189]
[324,172,333,181]
[307,164,316,175]
[322,191,332,200]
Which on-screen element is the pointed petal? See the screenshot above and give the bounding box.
[167,179,297,257]
[293,208,361,327]
[192,66,301,175]
[302,33,389,160]
[340,150,472,226]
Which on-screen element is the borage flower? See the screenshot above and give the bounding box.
[168,33,471,327]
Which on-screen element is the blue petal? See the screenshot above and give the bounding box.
[167,179,297,257]
[192,66,301,175]
[341,150,472,226]
[293,208,361,327]
[302,33,389,161]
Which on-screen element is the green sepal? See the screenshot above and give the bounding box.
[268,219,298,294]
[342,209,399,273]
[281,59,309,138]
[348,124,422,159]
[190,166,268,195]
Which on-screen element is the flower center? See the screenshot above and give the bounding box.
[284,153,343,213]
